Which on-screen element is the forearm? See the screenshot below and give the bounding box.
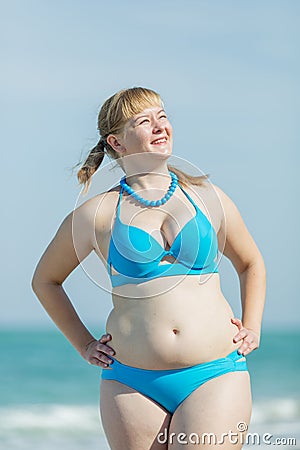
[32,281,96,357]
[238,258,266,338]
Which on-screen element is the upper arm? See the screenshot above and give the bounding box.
[32,201,96,286]
[212,183,263,274]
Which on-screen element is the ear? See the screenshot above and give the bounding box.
[106,134,126,155]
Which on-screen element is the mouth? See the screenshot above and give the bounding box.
[151,137,168,145]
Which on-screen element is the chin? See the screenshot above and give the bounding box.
[150,145,172,155]
[151,148,171,158]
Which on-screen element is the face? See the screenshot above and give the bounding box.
[107,106,173,158]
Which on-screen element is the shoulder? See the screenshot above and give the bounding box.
[54,186,121,254]
[60,186,121,239]
[189,181,245,234]
[208,182,250,245]
[72,186,120,219]
[208,183,242,224]
[188,180,226,217]
[209,182,232,202]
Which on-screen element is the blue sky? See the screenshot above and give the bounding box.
[1,0,299,330]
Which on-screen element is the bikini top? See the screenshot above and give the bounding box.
[107,182,219,287]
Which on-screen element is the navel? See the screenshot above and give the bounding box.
[172,329,179,335]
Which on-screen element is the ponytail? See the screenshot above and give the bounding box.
[77,138,106,193]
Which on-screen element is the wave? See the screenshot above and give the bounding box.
[0,404,104,435]
[0,398,299,450]
[1,397,300,432]
[251,397,300,424]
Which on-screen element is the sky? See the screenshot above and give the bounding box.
[0,0,299,331]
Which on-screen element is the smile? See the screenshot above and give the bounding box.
[151,137,167,145]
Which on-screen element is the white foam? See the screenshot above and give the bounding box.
[251,397,300,423]
[1,399,299,449]
[0,404,104,434]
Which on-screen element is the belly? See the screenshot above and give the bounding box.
[106,274,241,369]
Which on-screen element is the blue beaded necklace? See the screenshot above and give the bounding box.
[120,171,178,207]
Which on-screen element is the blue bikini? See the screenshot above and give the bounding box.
[102,349,247,414]
[107,182,219,287]
[101,180,248,413]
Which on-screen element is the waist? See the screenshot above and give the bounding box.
[106,282,238,369]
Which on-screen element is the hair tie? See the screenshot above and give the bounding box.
[97,137,106,153]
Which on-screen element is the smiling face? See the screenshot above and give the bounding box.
[107,106,173,158]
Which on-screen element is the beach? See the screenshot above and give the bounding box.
[0,329,299,449]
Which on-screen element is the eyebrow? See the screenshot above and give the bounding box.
[133,109,165,123]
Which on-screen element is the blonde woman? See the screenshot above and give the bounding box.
[32,87,266,449]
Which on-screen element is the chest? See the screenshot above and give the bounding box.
[94,186,222,263]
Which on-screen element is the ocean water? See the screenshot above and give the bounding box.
[0,329,299,449]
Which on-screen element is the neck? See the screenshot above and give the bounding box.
[122,155,171,191]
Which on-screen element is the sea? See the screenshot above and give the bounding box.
[0,329,299,450]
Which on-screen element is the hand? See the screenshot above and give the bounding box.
[231,318,260,356]
[84,333,115,368]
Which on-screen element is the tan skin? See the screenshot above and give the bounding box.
[32,106,266,449]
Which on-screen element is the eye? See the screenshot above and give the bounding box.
[139,119,150,125]
[159,115,167,120]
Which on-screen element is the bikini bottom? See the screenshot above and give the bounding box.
[101,349,248,413]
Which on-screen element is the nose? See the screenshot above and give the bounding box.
[152,118,164,134]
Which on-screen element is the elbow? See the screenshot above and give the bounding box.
[253,252,266,275]
[31,273,41,294]
[241,254,266,278]
[31,272,61,295]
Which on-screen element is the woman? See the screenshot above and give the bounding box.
[32,87,266,449]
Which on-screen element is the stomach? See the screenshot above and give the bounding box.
[105,273,241,370]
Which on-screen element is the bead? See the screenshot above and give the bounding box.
[120,171,178,207]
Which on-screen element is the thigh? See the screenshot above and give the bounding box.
[168,371,252,449]
[100,379,172,450]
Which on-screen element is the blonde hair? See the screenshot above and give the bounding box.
[77,87,208,192]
